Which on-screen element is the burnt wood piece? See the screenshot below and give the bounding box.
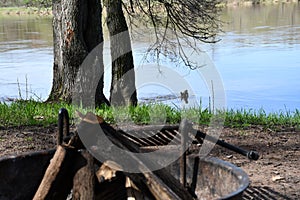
[95,171,128,200]
[72,150,95,200]
[77,121,194,200]
[33,145,76,200]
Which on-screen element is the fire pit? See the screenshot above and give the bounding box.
[167,155,249,200]
[0,150,55,200]
[0,151,249,200]
[0,108,257,199]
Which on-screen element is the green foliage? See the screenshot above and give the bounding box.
[105,104,181,125]
[0,100,73,127]
[225,108,300,129]
[0,101,299,130]
[0,0,51,7]
[22,0,51,8]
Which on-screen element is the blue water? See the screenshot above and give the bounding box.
[208,29,300,113]
[0,4,299,113]
[0,47,53,100]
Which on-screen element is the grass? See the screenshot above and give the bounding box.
[225,108,300,129]
[0,100,299,130]
[0,100,73,127]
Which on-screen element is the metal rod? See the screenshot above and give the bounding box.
[195,130,259,160]
[190,156,199,194]
[58,108,70,145]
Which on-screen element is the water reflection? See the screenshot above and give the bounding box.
[0,3,299,112]
[204,3,300,112]
[0,15,52,49]
[221,3,300,33]
[0,15,53,100]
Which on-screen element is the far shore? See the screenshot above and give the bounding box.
[0,7,52,17]
[0,0,299,16]
[224,0,299,7]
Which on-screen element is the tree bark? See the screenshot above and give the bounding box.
[105,0,138,106]
[72,150,95,200]
[48,0,109,106]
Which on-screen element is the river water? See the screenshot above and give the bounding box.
[0,3,299,113]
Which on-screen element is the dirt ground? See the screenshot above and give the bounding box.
[209,126,300,200]
[0,125,299,199]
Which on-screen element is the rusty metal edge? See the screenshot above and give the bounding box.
[200,156,250,200]
[0,148,56,162]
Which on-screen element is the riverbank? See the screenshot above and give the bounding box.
[1,101,299,131]
[0,6,51,16]
[224,0,299,7]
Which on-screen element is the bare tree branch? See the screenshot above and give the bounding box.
[122,0,223,69]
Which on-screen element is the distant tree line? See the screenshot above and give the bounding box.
[0,0,51,7]
[0,0,296,8]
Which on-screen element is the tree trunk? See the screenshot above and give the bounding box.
[48,0,109,106]
[105,0,138,106]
